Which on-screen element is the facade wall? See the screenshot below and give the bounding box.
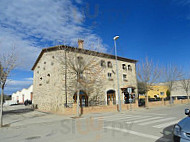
[171,80,190,97]
[12,85,33,103]
[139,85,168,99]
[158,80,190,97]
[33,51,65,112]
[33,49,138,112]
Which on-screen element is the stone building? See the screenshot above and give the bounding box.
[31,40,138,112]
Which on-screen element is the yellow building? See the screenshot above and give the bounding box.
[139,85,168,99]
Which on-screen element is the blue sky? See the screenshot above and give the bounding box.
[0,0,190,95]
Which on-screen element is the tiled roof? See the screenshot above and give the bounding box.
[31,45,137,70]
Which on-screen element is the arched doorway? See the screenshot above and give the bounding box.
[107,90,116,105]
[73,91,88,107]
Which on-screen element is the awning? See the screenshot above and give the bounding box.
[121,85,136,93]
[121,85,136,89]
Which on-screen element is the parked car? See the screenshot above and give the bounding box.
[173,109,190,142]
[24,100,32,106]
[4,100,18,106]
[177,96,188,100]
[138,99,145,107]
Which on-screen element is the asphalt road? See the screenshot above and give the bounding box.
[0,104,189,142]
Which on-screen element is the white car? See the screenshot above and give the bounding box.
[4,100,18,106]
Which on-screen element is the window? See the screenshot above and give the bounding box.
[77,56,83,60]
[107,73,113,80]
[40,77,42,80]
[160,92,164,96]
[123,74,127,81]
[100,60,106,67]
[77,56,83,64]
[44,62,46,64]
[108,73,112,77]
[52,56,55,59]
[51,62,54,66]
[128,65,132,71]
[122,64,126,70]
[108,61,112,68]
[47,74,50,77]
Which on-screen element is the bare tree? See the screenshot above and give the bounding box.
[180,75,190,103]
[137,57,161,108]
[0,51,17,127]
[163,64,182,104]
[57,45,104,117]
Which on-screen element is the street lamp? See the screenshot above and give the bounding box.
[113,35,121,112]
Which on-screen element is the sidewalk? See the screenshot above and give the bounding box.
[2,105,71,128]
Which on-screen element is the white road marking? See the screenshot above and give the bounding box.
[153,119,180,128]
[139,117,176,126]
[95,114,133,119]
[126,116,163,123]
[124,115,152,122]
[98,115,151,122]
[145,113,167,116]
[79,114,139,120]
[104,126,170,142]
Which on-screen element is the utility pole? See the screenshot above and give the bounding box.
[113,36,121,112]
[64,48,68,107]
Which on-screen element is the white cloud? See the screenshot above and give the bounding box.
[3,79,33,95]
[75,0,83,4]
[0,0,106,70]
[24,78,33,81]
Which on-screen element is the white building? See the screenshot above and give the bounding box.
[12,85,33,104]
[171,80,190,98]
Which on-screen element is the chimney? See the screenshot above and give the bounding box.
[78,39,84,49]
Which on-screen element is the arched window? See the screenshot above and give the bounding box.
[128,65,132,71]
[122,64,126,70]
[73,91,88,107]
[107,61,112,68]
[100,60,106,67]
[107,90,116,105]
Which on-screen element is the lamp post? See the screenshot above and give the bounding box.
[113,36,121,112]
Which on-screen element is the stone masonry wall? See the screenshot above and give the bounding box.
[33,48,138,113]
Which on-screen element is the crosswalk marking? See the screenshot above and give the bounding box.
[80,113,180,130]
[145,113,167,116]
[125,116,163,124]
[153,119,180,128]
[124,115,152,122]
[110,115,151,121]
[97,115,140,121]
[94,114,133,119]
[139,117,175,126]
[97,115,151,122]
